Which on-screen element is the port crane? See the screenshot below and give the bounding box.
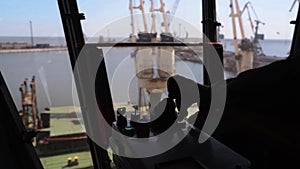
[19,76,39,131]
[241,1,265,56]
[129,0,149,42]
[230,0,253,74]
[129,0,172,41]
[165,0,180,33]
[290,0,300,12]
[151,0,180,34]
[129,0,176,116]
[229,0,264,74]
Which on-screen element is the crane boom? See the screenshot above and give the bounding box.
[129,0,136,37]
[169,0,180,25]
[241,2,251,14]
[230,0,255,74]
[140,0,149,33]
[229,0,239,56]
[130,0,149,33]
[159,0,169,33]
[235,0,246,39]
[150,0,157,33]
[290,0,300,12]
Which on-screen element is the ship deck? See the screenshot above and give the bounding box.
[39,106,85,137]
[40,151,93,169]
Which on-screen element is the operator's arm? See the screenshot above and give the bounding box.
[167,75,210,120]
[167,56,299,130]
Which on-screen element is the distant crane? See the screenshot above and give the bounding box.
[230,0,251,74]
[19,76,39,131]
[150,0,157,33]
[129,0,175,117]
[241,1,265,56]
[290,0,300,12]
[167,0,180,26]
[29,21,34,47]
[156,0,170,33]
[129,0,149,42]
[229,0,264,74]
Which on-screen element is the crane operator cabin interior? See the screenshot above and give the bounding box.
[0,0,299,169]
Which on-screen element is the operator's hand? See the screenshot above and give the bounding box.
[167,75,207,120]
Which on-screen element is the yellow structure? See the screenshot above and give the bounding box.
[229,0,254,74]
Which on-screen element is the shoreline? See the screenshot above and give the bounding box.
[1,46,284,76]
[176,50,284,76]
[0,47,67,54]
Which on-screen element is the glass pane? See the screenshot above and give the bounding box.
[77,0,208,160]
[78,0,204,126]
[0,0,93,168]
[216,0,297,77]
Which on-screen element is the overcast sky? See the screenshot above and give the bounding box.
[0,0,298,39]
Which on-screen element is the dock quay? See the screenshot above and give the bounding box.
[223,51,283,74]
[0,46,67,54]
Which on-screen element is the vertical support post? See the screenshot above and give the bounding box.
[290,3,300,57]
[30,21,34,47]
[30,76,37,130]
[234,0,246,39]
[150,0,157,33]
[160,0,170,33]
[202,0,219,85]
[57,1,113,169]
[230,0,239,57]
[57,0,85,69]
[140,0,149,33]
[129,0,136,37]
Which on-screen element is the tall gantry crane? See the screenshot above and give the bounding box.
[229,0,264,74]
[129,0,149,42]
[129,0,176,116]
[168,0,180,25]
[241,1,265,56]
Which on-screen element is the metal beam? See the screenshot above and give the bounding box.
[202,0,218,43]
[57,1,114,169]
[290,3,300,57]
[85,42,204,47]
[202,0,223,85]
[0,72,43,169]
[57,0,85,69]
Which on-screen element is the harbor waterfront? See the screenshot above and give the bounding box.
[0,47,67,54]
[0,47,204,112]
[0,0,299,167]
[0,37,291,111]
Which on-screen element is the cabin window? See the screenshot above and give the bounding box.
[0,0,298,168]
[216,0,297,77]
[0,0,93,168]
[79,0,205,133]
